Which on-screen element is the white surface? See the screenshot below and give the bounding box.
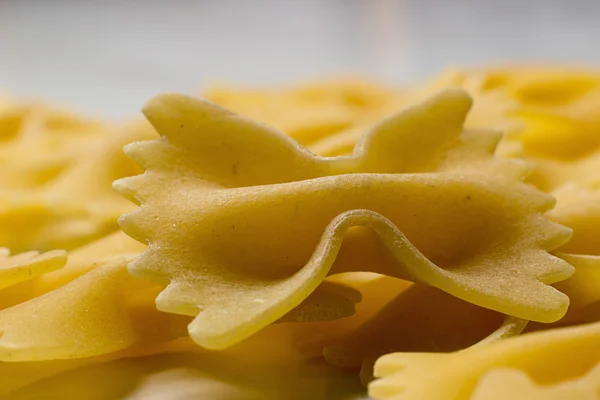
[2,0,600,119]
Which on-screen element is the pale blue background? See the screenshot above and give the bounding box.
[2,0,600,119]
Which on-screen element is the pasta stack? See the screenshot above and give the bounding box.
[1,66,600,399]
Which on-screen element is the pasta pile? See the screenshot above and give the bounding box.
[1,66,600,399]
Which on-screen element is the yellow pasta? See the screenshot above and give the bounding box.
[205,78,405,155]
[0,259,191,361]
[309,69,521,158]
[370,320,600,400]
[417,67,600,159]
[0,235,359,362]
[362,68,600,400]
[0,248,66,290]
[471,363,600,400]
[0,99,107,190]
[308,285,526,383]
[474,66,600,160]
[0,231,189,361]
[0,230,145,309]
[3,66,600,398]
[308,255,600,382]
[0,121,153,252]
[206,84,356,146]
[0,337,196,397]
[547,183,600,255]
[114,88,572,351]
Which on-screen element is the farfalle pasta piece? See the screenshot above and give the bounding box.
[0,257,191,361]
[442,66,600,160]
[470,363,600,400]
[0,100,156,253]
[0,249,66,290]
[0,232,188,363]
[483,66,600,159]
[115,88,573,350]
[0,99,107,190]
[205,78,402,154]
[0,230,145,310]
[0,121,154,252]
[370,319,600,400]
[456,67,600,194]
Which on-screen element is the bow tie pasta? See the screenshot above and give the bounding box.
[468,66,600,160]
[0,117,154,252]
[114,88,572,350]
[204,78,402,152]
[370,319,600,400]
[0,98,106,190]
[429,67,600,192]
[470,364,600,400]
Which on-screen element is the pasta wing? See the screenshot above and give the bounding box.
[0,230,147,310]
[370,320,600,400]
[0,249,66,291]
[470,363,600,400]
[0,257,191,361]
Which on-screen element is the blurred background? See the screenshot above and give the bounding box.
[1,0,600,119]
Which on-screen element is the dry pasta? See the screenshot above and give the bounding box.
[2,66,600,399]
